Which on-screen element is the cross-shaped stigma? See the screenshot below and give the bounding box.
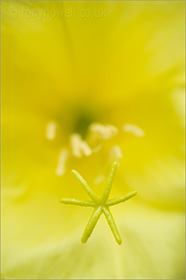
[60,161,137,245]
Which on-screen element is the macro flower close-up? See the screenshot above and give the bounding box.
[1,1,185,279]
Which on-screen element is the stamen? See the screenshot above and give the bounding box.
[70,133,92,158]
[55,149,69,176]
[123,124,144,137]
[109,145,123,166]
[92,144,102,153]
[46,121,57,140]
[89,123,118,140]
[94,174,105,185]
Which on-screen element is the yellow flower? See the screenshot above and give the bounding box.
[1,1,185,279]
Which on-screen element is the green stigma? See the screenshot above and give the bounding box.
[60,161,137,245]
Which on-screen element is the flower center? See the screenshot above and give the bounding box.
[72,107,97,139]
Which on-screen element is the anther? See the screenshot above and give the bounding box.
[123,124,144,137]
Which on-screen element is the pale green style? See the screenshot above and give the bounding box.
[60,162,137,245]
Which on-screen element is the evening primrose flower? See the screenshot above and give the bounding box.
[1,1,185,279]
